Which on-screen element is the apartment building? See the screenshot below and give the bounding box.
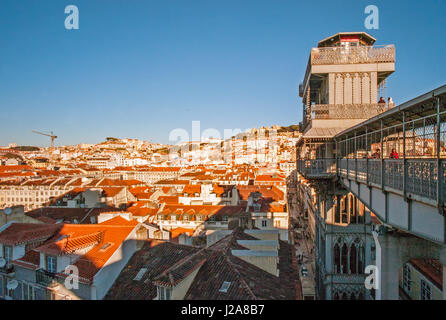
[0,177,87,211]
[153,204,247,231]
[0,217,148,300]
[399,259,443,300]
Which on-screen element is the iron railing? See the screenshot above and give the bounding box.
[36,269,59,288]
[309,104,391,120]
[298,159,336,178]
[337,158,445,205]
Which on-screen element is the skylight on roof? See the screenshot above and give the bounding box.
[219,281,231,293]
[99,242,112,251]
[133,268,148,281]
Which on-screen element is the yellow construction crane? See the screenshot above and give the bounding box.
[32,130,58,166]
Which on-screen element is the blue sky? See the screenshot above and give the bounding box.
[1,0,445,146]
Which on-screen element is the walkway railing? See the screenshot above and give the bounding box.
[338,158,445,205]
[298,159,336,178]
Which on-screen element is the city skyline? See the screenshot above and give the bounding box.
[1,0,446,146]
[0,0,445,303]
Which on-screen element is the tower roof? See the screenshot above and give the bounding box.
[317,32,376,47]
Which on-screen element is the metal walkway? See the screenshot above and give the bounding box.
[300,85,446,244]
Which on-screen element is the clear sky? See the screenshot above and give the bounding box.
[1,0,445,147]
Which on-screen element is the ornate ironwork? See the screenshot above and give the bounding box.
[309,104,391,120]
[339,158,443,202]
[311,45,395,65]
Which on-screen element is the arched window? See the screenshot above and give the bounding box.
[349,195,356,224]
[358,244,365,273]
[334,197,341,223]
[334,243,341,273]
[341,243,349,274]
[350,244,357,274]
[341,197,348,223]
[350,238,364,274]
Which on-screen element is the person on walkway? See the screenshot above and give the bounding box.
[388,97,395,108]
[372,148,381,159]
[390,148,399,159]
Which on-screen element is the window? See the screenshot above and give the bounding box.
[219,281,231,293]
[402,264,411,292]
[158,286,171,300]
[420,280,431,300]
[261,220,267,227]
[3,245,13,263]
[23,283,34,300]
[46,255,57,273]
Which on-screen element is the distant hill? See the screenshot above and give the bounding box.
[278,125,300,133]
[12,146,40,152]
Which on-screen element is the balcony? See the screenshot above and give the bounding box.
[36,269,59,288]
[308,103,391,120]
[298,159,336,179]
[310,45,395,65]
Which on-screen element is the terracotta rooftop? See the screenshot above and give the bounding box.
[105,228,301,300]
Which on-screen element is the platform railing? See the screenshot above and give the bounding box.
[337,158,445,204]
[311,45,395,65]
[298,159,336,178]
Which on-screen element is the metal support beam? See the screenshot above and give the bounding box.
[380,120,385,190]
[403,111,407,200]
[436,97,443,209]
[354,132,358,182]
[365,127,369,185]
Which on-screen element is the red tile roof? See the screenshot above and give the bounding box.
[0,223,61,246]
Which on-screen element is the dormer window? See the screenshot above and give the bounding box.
[46,255,57,273]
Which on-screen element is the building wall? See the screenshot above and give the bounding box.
[399,262,442,300]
